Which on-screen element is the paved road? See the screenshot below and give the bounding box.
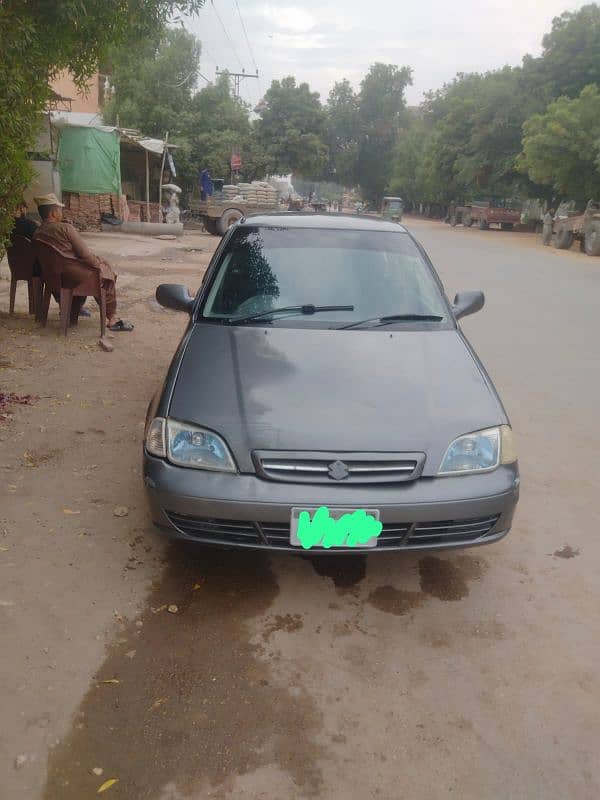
[2,221,599,799]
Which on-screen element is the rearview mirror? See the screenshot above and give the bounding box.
[452,290,485,320]
[156,284,194,314]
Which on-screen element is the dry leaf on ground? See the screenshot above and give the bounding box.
[98,778,119,793]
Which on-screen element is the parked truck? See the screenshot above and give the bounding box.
[458,202,521,230]
[188,181,281,236]
[553,200,600,256]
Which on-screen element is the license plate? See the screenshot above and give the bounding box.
[290,506,381,549]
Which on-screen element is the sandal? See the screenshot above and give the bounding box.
[108,319,134,332]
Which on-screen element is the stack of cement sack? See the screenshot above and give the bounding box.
[228,181,279,207]
[221,185,240,201]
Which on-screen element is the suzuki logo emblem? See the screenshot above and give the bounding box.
[328,460,349,481]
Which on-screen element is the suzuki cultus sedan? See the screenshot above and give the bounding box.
[144,214,519,553]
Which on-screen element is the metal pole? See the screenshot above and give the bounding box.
[145,149,150,221]
[158,131,169,203]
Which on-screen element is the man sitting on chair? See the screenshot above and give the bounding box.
[33,194,133,332]
[12,200,91,317]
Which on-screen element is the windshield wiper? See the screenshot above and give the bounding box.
[339,313,444,330]
[227,304,354,324]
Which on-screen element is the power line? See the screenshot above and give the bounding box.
[232,0,263,104]
[200,40,218,68]
[232,0,259,75]
[210,0,244,71]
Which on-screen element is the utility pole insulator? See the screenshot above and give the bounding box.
[216,67,259,98]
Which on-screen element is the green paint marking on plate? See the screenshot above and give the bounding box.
[296,506,382,550]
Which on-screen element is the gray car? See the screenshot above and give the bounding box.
[144,214,519,553]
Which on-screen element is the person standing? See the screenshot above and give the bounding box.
[542,208,555,246]
[200,169,214,202]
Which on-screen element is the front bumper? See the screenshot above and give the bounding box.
[144,456,519,553]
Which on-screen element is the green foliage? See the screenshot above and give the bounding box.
[356,64,412,203]
[522,4,600,102]
[519,85,600,204]
[184,74,268,183]
[256,77,329,179]
[326,80,360,186]
[103,28,201,137]
[388,4,600,211]
[0,0,204,245]
[386,117,429,205]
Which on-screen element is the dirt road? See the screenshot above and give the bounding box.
[1,220,598,799]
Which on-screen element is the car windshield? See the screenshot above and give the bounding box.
[201,226,449,326]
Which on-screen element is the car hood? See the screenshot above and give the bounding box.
[168,324,505,475]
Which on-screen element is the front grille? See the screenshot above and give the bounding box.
[254,451,425,485]
[409,515,500,546]
[165,512,500,550]
[165,512,263,546]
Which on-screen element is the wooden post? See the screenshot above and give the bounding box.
[158,132,169,204]
[145,149,150,222]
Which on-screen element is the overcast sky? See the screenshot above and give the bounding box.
[185,0,586,108]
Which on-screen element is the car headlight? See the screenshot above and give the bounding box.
[439,425,516,475]
[145,417,237,472]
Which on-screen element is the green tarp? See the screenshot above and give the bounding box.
[57,127,120,194]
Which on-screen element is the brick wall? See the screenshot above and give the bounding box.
[63,193,162,228]
[62,192,120,231]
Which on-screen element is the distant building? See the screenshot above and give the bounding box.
[49,71,112,114]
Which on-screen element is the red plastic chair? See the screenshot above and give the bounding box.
[33,239,106,338]
[6,235,41,316]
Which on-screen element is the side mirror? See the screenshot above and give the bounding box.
[156,284,194,314]
[452,290,485,319]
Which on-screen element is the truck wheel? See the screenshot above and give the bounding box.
[450,215,457,227]
[217,208,243,236]
[463,211,472,227]
[554,226,574,250]
[500,222,514,230]
[204,219,219,236]
[584,224,600,256]
[478,218,488,230]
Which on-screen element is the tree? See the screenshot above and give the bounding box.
[355,63,412,203]
[256,77,329,179]
[326,80,360,187]
[386,115,430,207]
[521,4,600,102]
[103,28,201,138]
[0,0,204,245]
[416,67,546,204]
[182,73,269,186]
[518,84,600,204]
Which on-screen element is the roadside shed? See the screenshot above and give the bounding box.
[26,112,177,229]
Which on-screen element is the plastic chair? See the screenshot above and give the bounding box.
[6,235,41,316]
[33,239,106,338]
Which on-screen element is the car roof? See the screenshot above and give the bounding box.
[239,212,407,233]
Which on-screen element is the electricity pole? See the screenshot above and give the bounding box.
[215,67,259,98]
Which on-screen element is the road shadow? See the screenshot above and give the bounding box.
[44,544,325,799]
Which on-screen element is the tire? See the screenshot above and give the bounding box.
[584,223,600,256]
[203,218,219,236]
[500,222,514,230]
[478,217,488,230]
[450,215,457,227]
[463,211,472,227]
[554,226,574,250]
[217,208,243,236]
